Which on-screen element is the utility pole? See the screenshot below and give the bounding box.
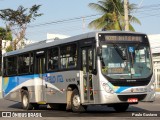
[124,0,129,31]
[82,16,86,33]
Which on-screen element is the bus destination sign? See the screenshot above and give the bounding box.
[104,35,142,42]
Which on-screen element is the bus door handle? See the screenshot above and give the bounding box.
[45,84,48,88]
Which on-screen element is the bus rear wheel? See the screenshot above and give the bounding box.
[71,89,86,112]
[113,103,129,112]
[21,90,33,110]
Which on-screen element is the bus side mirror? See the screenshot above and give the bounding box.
[97,47,102,56]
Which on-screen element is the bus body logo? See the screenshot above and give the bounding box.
[45,75,64,83]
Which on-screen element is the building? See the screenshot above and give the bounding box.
[148,34,160,90]
[2,40,11,54]
[47,33,70,40]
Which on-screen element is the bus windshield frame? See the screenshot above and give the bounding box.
[98,33,153,80]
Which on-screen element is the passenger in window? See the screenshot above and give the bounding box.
[69,61,75,68]
[22,61,27,73]
[53,59,58,69]
[48,60,53,70]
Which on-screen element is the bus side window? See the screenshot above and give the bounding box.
[47,47,59,71]
[18,54,30,74]
[30,53,34,73]
[7,56,17,76]
[60,44,77,69]
[3,57,7,76]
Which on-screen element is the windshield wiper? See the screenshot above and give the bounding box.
[113,44,127,60]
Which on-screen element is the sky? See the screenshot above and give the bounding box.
[0,0,160,42]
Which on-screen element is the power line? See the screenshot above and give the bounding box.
[26,4,160,29]
[138,4,160,9]
[27,14,100,28]
[130,0,144,22]
[9,3,160,37]
[26,17,97,34]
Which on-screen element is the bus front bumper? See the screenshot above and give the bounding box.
[98,91,155,104]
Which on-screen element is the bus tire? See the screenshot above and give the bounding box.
[21,90,33,110]
[71,89,86,112]
[113,103,129,112]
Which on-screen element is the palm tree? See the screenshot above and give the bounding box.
[88,0,141,31]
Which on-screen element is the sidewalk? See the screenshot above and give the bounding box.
[0,92,1,99]
[156,92,160,98]
[0,76,1,99]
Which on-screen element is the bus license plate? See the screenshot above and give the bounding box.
[127,98,138,103]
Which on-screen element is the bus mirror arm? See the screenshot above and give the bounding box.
[97,47,102,56]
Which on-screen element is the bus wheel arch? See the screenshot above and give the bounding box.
[71,89,86,112]
[66,84,79,111]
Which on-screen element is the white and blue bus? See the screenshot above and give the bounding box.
[2,31,155,112]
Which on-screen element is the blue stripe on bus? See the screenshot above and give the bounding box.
[3,74,40,95]
[115,86,132,93]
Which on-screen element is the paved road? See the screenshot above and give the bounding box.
[0,94,159,120]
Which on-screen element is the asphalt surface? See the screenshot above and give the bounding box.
[0,94,159,120]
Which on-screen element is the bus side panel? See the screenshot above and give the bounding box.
[2,75,35,102]
[142,74,156,102]
[30,74,45,103]
[45,71,80,103]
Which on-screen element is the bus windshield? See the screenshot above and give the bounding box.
[101,44,152,79]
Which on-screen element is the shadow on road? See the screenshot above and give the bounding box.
[8,102,148,112]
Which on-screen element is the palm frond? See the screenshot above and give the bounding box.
[114,20,121,30]
[129,24,135,31]
[88,0,141,31]
[88,3,107,13]
[88,13,113,29]
[129,15,141,25]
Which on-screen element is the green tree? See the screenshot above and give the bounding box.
[0,26,12,75]
[0,5,43,50]
[88,0,141,31]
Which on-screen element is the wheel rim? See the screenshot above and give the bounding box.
[73,95,80,108]
[23,95,28,107]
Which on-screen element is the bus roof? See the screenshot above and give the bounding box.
[3,31,146,57]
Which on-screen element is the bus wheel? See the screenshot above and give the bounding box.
[113,103,129,112]
[21,90,33,110]
[71,89,86,112]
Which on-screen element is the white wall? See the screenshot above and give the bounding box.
[148,34,160,54]
[47,33,70,40]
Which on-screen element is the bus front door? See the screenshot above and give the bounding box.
[35,54,46,102]
[81,47,94,103]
